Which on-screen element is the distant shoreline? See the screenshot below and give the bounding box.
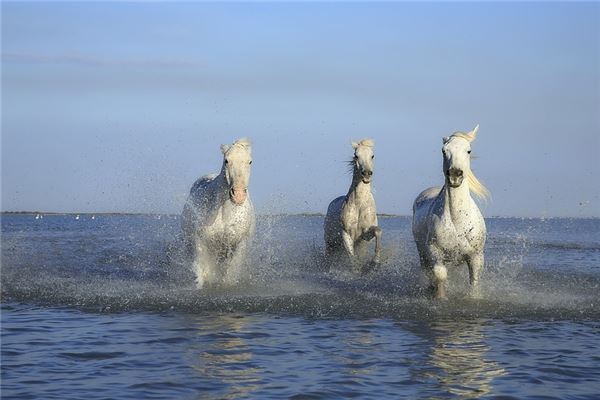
[0,211,411,218]
[1,211,598,219]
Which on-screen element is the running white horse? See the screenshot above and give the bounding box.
[181,138,255,289]
[412,125,489,299]
[324,139,382,271]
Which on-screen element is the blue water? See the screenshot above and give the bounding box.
[2,214,600,399]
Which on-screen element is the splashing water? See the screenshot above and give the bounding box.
[1,214,599,319]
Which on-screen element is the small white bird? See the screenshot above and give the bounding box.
[75,215,80,220]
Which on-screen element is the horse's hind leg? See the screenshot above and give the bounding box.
[467,252,484,299]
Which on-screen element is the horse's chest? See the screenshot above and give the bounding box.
[205,204,252,245]
[432,217,482,258]
[342,202,377,238]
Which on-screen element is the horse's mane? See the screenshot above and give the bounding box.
[231,137,251,149]
[222,138,252,155]
[356,138,374,147]
[449,132,490,201]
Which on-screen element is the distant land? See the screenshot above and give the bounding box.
[1,211,597,219]
[0,211,404,218]
[1,211,160,216]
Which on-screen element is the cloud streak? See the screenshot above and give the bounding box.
[2,52,204,69]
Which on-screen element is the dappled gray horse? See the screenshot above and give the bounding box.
[412,125,489,299]
[182,138,255,288]
[324,139,381,271]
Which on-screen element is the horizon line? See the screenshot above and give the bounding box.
[1,211,598,220]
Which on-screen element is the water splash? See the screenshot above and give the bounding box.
[1,215,599,319]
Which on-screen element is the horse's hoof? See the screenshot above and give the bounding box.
[361,261,379,275]
[433,287,448,301]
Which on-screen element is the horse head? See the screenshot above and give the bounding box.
[221,138,252,205]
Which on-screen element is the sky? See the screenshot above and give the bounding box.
[2,2,599,217]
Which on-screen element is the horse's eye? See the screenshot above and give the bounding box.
[249,160,252,165]
[371,155,375,159]
[467,150,472,154]
[225,159,229,164]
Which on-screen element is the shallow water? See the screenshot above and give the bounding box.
[2,214,600,398]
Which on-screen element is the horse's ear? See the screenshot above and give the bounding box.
[351,141,359,149]
[467,124,479,142]
[442,136,450,144]
[220,144,230,154]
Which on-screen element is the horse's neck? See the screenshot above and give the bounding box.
[346,170,372,205]
[441,183,473,225]
[208,168,229,206]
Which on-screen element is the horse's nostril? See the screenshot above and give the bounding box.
[449,168,463,177]
[230,187,247,197]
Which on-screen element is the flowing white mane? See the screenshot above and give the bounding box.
[221,138,252,155]
[449,129,490,200]
[232,137,251,149]
[353,138,374,148]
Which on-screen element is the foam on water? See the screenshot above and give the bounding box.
[1,214,599,320]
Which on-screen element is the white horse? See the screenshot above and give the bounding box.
[412,125,489,299]
[324,139,382,271]
[181,138,255,289]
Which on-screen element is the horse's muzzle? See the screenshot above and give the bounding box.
[230,187,247,205]
[361,170,373,184]
[446,168,464,188]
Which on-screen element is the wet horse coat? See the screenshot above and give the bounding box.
[182,138,255,288]
[412,125,489,299]
[324,139,382,270]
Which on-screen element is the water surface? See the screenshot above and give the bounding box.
[2,214,599,398]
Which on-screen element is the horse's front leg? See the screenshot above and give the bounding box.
[467,252,484,299]
[223,240,247,286]
[343,230,364,272]
[360,226,382,264]
[342,230,355,258]
[192,241,216,289]
[432,262,448,300]
[426,247,447,300]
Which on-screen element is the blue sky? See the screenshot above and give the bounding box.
[2,2,599,217]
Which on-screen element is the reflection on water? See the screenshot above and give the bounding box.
[408,320,506,399]
[2,215,600,399]
[333,322,376,378]
[189,314,264,399]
